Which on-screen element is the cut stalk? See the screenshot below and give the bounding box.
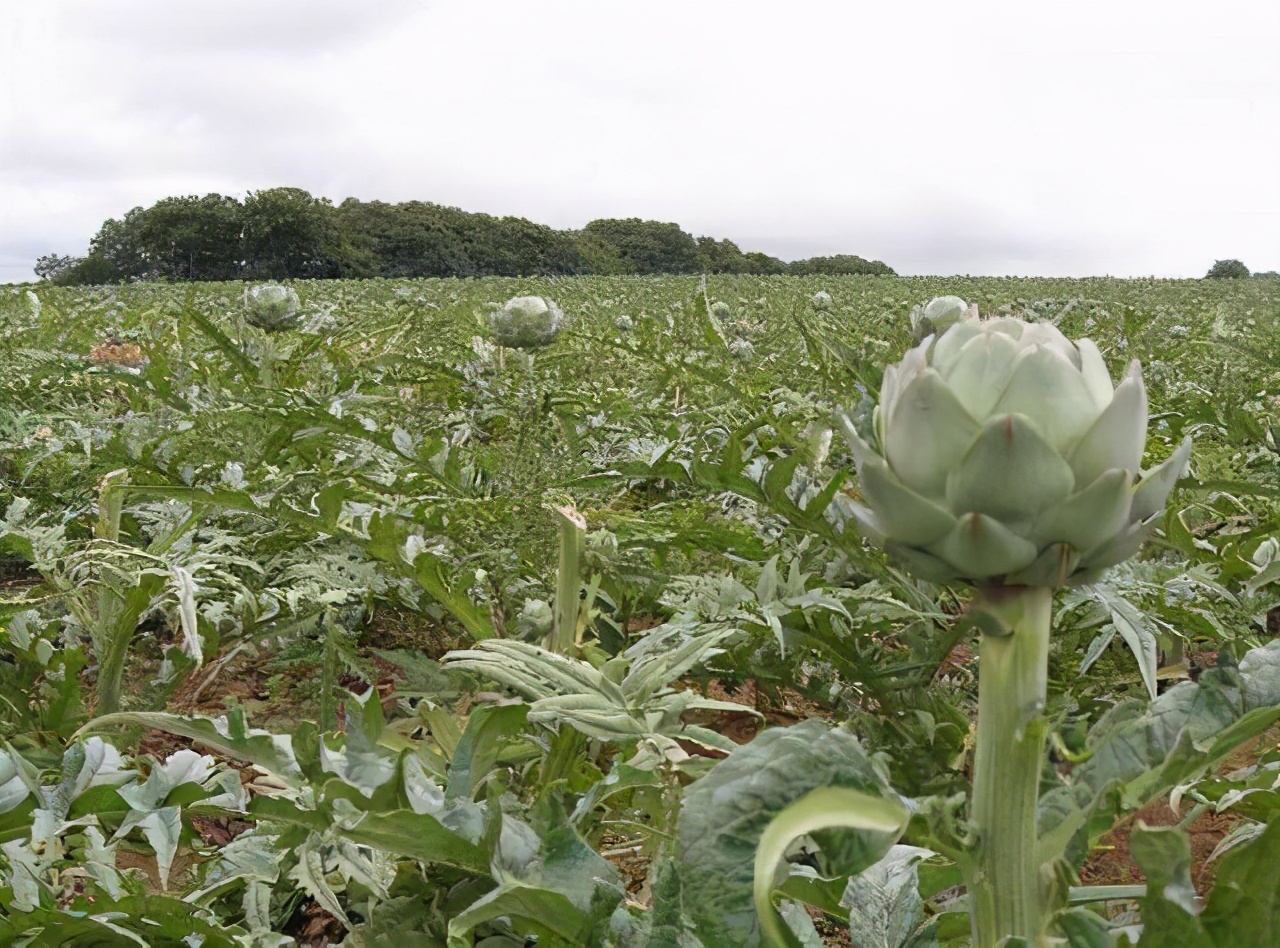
[549,505,586,654]
[967,585,1053,948]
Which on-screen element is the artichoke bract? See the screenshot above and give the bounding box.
[490,296,564,349]
[245,284,300,332]
[837,310,1191,587]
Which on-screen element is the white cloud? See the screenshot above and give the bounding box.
[2,0,1277,282]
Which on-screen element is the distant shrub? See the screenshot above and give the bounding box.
[1206,259,1250,279]
[789,254,895,276]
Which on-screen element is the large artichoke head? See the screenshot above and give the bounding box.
[245,284,301,332]
[490,296,564,349]
[837,312,1191,588]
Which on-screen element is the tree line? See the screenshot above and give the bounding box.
[35,187,896,285]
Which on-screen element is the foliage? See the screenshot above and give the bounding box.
[40,195,884,285]
[0,274,1277,945]
[1205,259,1250,279]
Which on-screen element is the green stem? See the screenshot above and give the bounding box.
[968,585,1053,948]
[95,610,133,717]
[549,506,585,654]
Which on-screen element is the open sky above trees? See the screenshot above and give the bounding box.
[2,0,1278,283]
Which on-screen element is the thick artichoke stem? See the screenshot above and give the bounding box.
[968,585,1052,948]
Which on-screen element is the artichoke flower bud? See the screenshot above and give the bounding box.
[709,300,732,321]
[245,284,301,332]
[729,338,755,363]
[516,598,555,640]
[837,312,1191,588]
[614,314,634,333]
[909,295,977,344]
[490,296,564,349]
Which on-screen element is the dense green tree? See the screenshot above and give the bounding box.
[86,207,151,280]
[789,254,895,276]
[696,237,749,273]
[742,251,788,274]
[41,191,894,283]
[34,254,81,282]
[582,219,702,274]
[240,188,342,279]
[136,194,243,281]
[1205,259,1250,279]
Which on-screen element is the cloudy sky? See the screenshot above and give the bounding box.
[2,0,1277,282]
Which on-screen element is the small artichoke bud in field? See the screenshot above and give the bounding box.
[811,290,833,310]
[729,338,755,363]
[245,284,301,332]
[837,310,1191,587]
[908,295,976,344]
[516,598,555,640]
[615,315,634,333]
[709,300,731,321]
[490,296,564,349]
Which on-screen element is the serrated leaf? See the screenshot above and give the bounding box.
[677,720,906,947]
[842,845,934,948]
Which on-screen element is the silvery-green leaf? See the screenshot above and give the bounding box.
[677,720,904,947]
[289,835,351,928]
[929,513,1039,579]
[884,370,979,498]
[946,414,1075,523]
[319,737,398,798]
[114,806,182,889]
[1066,365,1148,487]
[842,845,934,948]
[1089,586,1160,700]
[1036,642,1280,871]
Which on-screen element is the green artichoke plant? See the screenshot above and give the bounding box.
[837,313,1191,589]
[490,295,564,349]
[826,304,1193,947]
[244,284,301,332]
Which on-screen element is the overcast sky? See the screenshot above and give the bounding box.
[2,0,1277,282]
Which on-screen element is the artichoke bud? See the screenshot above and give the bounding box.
[490,296,564,349]
[709,300,732,321]
[838,310,1192,588]
[908,295,977,344]
[729,338,755,363]
[245,284,301,332]
[516,598,555,639]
